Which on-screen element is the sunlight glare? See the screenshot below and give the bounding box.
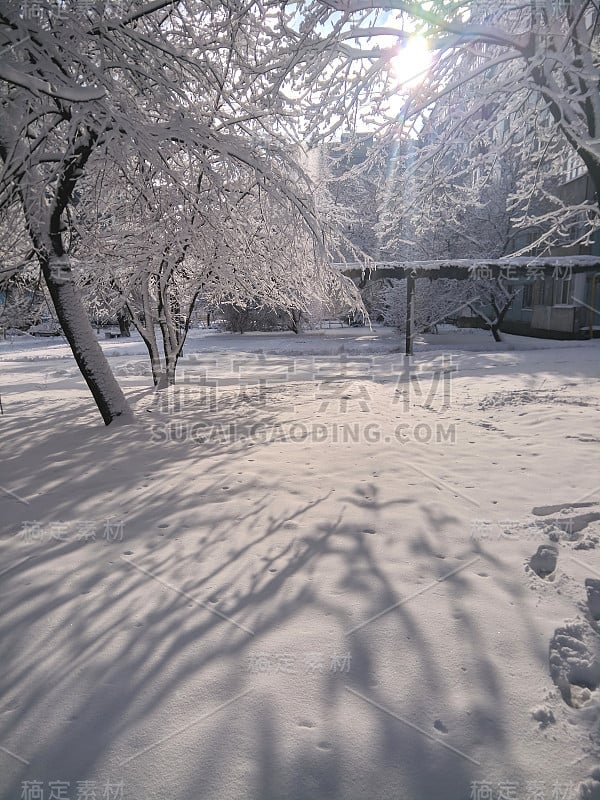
[390,36,432,91]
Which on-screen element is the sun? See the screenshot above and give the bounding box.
[390,36,432,91]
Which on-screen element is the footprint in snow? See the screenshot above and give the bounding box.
[533,501,598,517]
[317,741,333,751]
[549,620,600,708]
[579,771,600,800]
[585,579,600,621]
[528,544,558,579]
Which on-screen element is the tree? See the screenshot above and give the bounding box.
[309,0,600,249]
[0,2,187,423]
[74,149,361,386]
[0,268,46,331]
[8,0,593,426]
[0,0,350,422]
[465,277,521,342]
[367,274,519,342]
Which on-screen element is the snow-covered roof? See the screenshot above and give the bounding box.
[335,256,600,279]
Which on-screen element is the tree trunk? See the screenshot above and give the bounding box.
[129,313,164,387]
[117,308,131,337]
[492,301,513,342]
[490,284,515,343]
[165,356,178,387]
[405,272,416,355]
[126,282,166,387]
[42,256,135,425]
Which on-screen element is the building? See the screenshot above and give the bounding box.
[502,163,600,338]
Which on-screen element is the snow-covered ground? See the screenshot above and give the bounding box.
[1,327,600,800]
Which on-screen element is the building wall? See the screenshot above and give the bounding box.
[502,163,599,337]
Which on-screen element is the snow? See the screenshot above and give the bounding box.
[1,327,600,800]
[336,256,600,274]
[0,63,106,102]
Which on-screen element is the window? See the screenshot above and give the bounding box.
[529,277,571,307]
[568,210,587,242]
[521,283,533,309]
[553,278,571,305]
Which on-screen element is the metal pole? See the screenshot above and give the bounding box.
[405,271,416,356]
[590,273,600,339]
